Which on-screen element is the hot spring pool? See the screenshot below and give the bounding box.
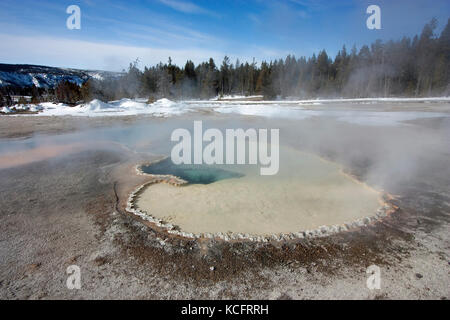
[141,158,244,185]
[135,147,382,237]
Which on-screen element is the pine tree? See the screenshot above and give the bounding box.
[256,61,275,99]
[416,18,438,95]
[42,19,450,102]
[220,56,230,96]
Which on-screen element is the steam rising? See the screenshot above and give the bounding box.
[1,106,449,201]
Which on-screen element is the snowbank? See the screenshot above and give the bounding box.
[0,104,44,113]
[1,97,448,127]
[84,99,112,111]
[211,95,264,101]
[1,98,187,117]
[152,98,177,107]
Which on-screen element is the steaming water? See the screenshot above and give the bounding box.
[141,158,244,185]
[135,147,381,235]
[1,101,449,236]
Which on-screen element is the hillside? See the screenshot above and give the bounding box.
[0,64,123,89]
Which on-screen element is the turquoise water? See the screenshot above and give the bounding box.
[141,158,244,185]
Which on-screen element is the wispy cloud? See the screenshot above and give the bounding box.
[0,33,224,71]
[0,32,287,71]
[287,0,352,13]
[248,13,261,25]
[287,0,330,11]
[82,13,219,46]
[157,0,218,17]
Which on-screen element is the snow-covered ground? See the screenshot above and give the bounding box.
[1,97,450,126]
[210,95,264,101]
[195,96,450,105]
[0,98,188,117]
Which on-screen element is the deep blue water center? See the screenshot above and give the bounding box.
[141,158,244,185]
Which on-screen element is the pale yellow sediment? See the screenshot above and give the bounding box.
[135,148,383,236]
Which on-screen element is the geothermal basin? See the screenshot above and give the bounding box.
[135,147,383,237]
[1,99,449,299]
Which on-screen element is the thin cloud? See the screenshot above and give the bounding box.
[157,0,219,17]
[0,33,224,71]
[248,13,262,25]
[81,11,221,47]
[287,0,328,11]
[0,32,286,71]
[287,0,351,12]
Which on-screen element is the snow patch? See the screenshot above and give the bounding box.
[84,99,114,111]
[2,97,448,127]
[89,73,104,81]
[8,98,187,117]
[31,75,40,87]
[211,95,264,101]
[153,98,177,107]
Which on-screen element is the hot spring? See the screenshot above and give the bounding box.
[141,158,245,185]
[134,146,383,237]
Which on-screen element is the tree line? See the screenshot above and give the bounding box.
[1,18,449,107]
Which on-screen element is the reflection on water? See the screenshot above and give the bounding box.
[141,158,244,185]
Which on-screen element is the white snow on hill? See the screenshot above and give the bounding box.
[0,70,86,88]
[0,64,124,88]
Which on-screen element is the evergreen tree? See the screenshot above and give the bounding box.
[10,18,448,103]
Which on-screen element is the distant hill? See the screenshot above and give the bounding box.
[0,64,124,88]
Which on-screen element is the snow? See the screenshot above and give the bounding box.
[31,75,40,88]
[29,105,44,112]
[193,96,450,105]
[1,97,449,126]
[88,72,104,81]
[84,99,115,111]
[0,71,84,88]
[153,98,177,107]
[2,98,188,117]
[0,104,44,113]
[212,104,315,119]
[0,66,123,88]
[211,95,264,101]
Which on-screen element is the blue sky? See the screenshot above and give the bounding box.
[0,0,449,71]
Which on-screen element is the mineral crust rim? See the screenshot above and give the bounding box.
[125,156,398,242]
